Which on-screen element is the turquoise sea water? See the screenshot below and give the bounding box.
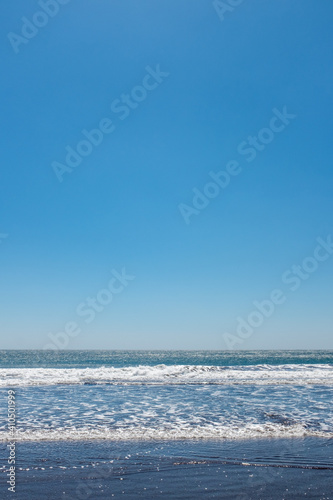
[1,349,332,368]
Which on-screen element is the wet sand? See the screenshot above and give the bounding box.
[1,438,332,499]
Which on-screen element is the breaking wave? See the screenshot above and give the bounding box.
[1,422,332,442]
[1,363,332,387]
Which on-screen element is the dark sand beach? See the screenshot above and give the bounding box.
[1,438,332,499]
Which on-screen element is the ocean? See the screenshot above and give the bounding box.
[1,350,333,499]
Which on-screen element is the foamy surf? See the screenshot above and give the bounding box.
[1,422,332,442]
[0,364,332,387]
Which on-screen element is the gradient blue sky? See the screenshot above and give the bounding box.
[1,0,333,349]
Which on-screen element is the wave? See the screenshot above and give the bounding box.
[0,364,332,387]
[0,422,332,442]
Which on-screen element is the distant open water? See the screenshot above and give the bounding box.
[0,350,332,442]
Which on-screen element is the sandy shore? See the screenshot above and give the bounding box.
[1,438,332,499]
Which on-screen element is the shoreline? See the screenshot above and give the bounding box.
[1,437,333,499]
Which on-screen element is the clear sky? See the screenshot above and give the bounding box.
[1,0,333,350]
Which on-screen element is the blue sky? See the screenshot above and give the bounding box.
[1,0,333,349]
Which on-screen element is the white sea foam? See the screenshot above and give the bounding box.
[0,364,332,387]
[0,422,331,442]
